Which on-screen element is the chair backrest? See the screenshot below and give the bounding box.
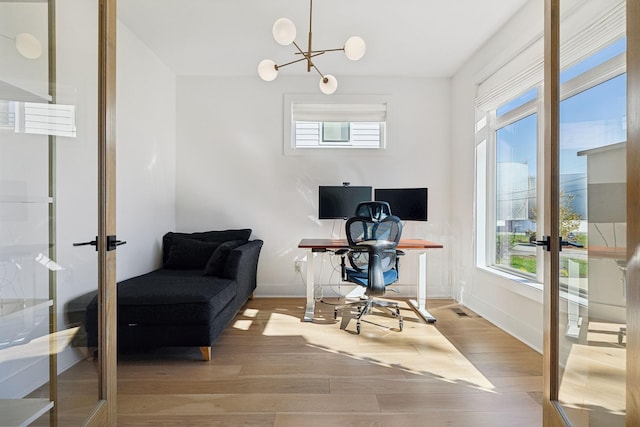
[345,202,402,272]
[353,201,391,221]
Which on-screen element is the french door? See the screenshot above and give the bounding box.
[543,0,639,425]
[0,0,116,425]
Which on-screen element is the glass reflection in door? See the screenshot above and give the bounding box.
[557,11,627,424]
[0,0,100,425]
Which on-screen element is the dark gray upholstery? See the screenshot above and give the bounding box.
[162,229,251,266]
[84,230,262,354]
[163,238,221,269]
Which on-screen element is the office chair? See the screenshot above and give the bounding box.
[334,201,404,334]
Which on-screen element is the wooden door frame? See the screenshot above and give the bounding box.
[542,0,566,425]
[626,0,640,423]
[84,0,117,425]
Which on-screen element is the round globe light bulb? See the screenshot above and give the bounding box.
[344,36,366,61]
[15,33,42,59]
[272,18,296,46]
[319,75,338,95]
[258,59,278,81]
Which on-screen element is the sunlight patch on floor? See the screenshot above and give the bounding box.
[258,299,497,392]
[559,320,626,415]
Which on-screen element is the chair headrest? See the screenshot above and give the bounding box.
[354,201,392,222]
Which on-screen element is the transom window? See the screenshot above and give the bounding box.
[284,94,388,155]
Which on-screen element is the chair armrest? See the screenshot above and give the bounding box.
[356,240,396,251]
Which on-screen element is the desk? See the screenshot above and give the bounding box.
[298,238,443,323]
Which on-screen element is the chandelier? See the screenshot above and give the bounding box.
[257,0,366,95]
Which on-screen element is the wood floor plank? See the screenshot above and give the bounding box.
[117,393,381,415]
[274,411,541,427]
[117,414,275,426]
[376,390,541,412]
[118,378,330,395]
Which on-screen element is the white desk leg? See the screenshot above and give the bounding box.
[304,249,315,322]
[409,250,437,323]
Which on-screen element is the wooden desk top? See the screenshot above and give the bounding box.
[298,238,443,250]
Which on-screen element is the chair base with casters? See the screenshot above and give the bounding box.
[334,238,404,334]
[333,296,403,335]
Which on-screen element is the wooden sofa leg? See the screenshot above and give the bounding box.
[199,346,212,361]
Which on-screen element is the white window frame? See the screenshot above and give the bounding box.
[478,53,626,284]
[283,93,389,156]
[483,93,544,283]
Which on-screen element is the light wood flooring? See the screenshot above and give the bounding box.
[113,298,543,426]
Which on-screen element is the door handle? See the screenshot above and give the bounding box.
[73,235,127,251]
[73,237,98,251]
[107,235,127,251]
[535,236,571,252]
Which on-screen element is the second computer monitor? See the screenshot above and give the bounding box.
[375,187,428,221]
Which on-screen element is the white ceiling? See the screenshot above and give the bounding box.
[118,0,529,78]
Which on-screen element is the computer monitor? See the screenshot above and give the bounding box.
[374,187,428,221]
[318,186,373,219]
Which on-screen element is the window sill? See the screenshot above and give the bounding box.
[476,265,543,302]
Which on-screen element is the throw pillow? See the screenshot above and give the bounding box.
[203,239,246,276]
[162,229,252,265]
[164,237,220,269]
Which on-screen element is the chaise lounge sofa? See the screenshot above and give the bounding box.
[84,229,263,361]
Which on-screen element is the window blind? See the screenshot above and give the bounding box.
[292,102,387,122]
[476,0,625,111]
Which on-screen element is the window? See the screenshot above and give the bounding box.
[284,94,388,155]
[478,36,626,282]
[494,110,538,278]
[322,122,349,143]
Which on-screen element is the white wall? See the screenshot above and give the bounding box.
[450,0,545,351]
[175,75,452,298]
[115,21,177,280]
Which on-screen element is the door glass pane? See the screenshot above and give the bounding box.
[0,1,100,425]
[557,42,627,425]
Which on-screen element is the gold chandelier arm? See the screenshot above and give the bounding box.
[294,51,326,58]
[276,56,311,69]
[292,40,326,79]
[298,47,345,54]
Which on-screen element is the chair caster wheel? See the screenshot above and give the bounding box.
[356,323,361,334]
[334,310,337,320]
[396,307,400,316]
[399,318,403,331]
